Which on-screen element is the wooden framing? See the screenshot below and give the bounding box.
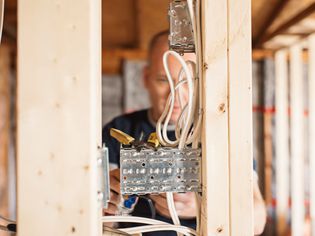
[289,43,305,236]
[261,2,315,46]
[308,33,315,235]
[253,0,290,48]
[201,0,253,235]
[17,1,102,235]
[201,0,229,234]
[103,49,147,74]
[275,49,289,235]
[0,45,11,236]
[228,0,253,234]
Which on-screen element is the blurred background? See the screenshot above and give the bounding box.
[2,0,315,235]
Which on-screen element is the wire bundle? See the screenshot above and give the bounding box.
[155,0,203,235]
[102,216,197,236]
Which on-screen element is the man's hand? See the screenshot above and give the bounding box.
[150,192,197,219]
[104,169,121,216]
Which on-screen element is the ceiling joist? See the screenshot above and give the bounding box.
[253,0,290,48]
[260,2,315,46]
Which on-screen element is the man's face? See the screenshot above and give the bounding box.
[144,36,196,124]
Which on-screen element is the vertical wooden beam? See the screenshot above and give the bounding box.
[228,0,253,234]
[275,49,289,235]
[0,45,11,236]
[308,33,315,236]
[201,0,253,234]
[290,43,305,236]
[17,0,102,236]
[201,0,229,234]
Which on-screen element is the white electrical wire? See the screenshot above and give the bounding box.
[102,216,197,236]
[0,0,4,44]
[155,1,203,234]
[157,50,197,229]
[102,216,168,225]
[166,192,181,226]
[156,50,196,150]
[120,225,197,236]
[0,215,15,223]
[191,1,203,233]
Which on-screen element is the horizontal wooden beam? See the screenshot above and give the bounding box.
[102,48,310,72]
[252,49,275,60]
[252,48,311,62]
[102,48,147,74]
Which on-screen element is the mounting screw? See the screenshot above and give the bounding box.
[97,191,104,201]
[217,227,223,233]
[218,103,226,113]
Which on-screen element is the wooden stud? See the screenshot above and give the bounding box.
[290,43,305,236]
[275,49,290,235]
[228,0,253,234]
[201,0,229,234]
[201,0,253,234]
[308,33,315,236]
[17,0,102,235]
[0,45,11,236]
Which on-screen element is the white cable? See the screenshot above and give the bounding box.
[120,225,197,236]
[0,0,4,44]
[162,51,194,149]
[0,215,15,223]
[102,216,168,225]
[102,216,196,236]
[194,192,202,234]
[157,51,195,149]
[183,1,203,234]
[166,192,181,226]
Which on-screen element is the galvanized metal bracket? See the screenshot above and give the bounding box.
[120,147,202,195]
[97,145,110,209]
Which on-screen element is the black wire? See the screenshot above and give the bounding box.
[138,195,156,219]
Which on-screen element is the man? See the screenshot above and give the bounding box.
[103,31,267,235]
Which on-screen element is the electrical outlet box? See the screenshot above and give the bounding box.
[120,147,201,195]
[169,0,195,53]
